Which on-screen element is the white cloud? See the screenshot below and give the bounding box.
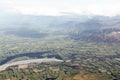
[0,0,120,16]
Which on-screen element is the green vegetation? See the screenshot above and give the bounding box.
[0,16,120,80]
[0,31,120,80]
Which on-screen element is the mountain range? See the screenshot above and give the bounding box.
[0,14,120,43]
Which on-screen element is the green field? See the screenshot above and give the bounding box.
[0,31,120,80]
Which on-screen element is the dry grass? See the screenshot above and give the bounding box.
[64,72,104,80]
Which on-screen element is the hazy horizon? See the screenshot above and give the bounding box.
[0,0,120,16]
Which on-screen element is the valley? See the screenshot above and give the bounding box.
[0,15,120,80]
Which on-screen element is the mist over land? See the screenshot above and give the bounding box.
[0,14,120,43]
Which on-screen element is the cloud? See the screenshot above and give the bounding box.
[0,0,120,16]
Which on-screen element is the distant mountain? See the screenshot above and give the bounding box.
[0,14,90,29]
[64,16,120,43]
[0,14,120,43]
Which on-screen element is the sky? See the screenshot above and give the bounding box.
[0,0,120,16]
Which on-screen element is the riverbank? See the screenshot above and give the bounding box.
[0,58,63,72]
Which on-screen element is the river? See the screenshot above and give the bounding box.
[0,58,63,72]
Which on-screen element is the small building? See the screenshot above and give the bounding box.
[49,67,60,72]
[8,65,18,70]
[18,64,28,69]
[28,63,36,68]
[5,79,11,80]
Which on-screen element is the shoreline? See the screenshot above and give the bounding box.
[0,58,63,72]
